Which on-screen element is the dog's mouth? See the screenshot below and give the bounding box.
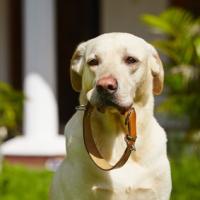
[92,97,132,115]
[97,104,132,115]
[87,87,133,114]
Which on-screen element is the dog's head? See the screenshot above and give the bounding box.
[70,33,164,113]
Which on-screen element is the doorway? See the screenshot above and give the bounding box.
[56,0,100,131]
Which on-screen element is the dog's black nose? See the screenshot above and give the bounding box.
[96,76,118,94]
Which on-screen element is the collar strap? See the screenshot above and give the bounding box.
[82,103,137,171]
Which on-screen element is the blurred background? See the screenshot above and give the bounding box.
[0,0,199,199]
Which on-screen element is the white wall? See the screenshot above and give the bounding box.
[100,0,168,41]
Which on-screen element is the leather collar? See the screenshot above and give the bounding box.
[81,103,137,171]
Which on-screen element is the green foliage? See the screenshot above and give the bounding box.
[141,8,200,131]
[0,163,53,200]
[0,82,24,135]
[142,8,200,66]
[170,156,200,200]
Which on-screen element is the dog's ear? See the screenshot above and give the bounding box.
[148,45,164,95]
[70,42,87,92]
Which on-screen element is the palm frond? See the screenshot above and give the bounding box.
[141,7,200,131]
[142,8,196,38]
[141,14,175,35]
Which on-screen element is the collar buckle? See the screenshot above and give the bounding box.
[124,135,137,151]
[75,105,87,111]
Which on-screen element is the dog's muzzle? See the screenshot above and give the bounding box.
[95,75,124,112]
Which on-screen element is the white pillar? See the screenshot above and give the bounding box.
[2,0,65,157]
[23,0,58,139]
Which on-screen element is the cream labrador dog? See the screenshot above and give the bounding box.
[51,33,172,200]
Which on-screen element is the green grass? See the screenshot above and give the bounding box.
[0,156,200,200]
[0,163,53,200]
[170,155,200,200]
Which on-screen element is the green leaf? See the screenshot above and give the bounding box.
[194,37,200,62]
[141,8,200,131]
[0,82,24,134]
[141,14,176,35]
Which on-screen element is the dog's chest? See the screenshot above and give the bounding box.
[91,185,156,200]
[89,161,156,199]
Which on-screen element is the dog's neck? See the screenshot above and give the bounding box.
[79,93,155,164]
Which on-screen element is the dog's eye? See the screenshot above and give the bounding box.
[125,56,138,65]
[87,58,99,66]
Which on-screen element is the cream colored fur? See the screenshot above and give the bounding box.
[51,33,172,200]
